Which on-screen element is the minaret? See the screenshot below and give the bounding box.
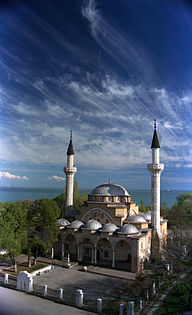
[64,131,77,217]
[147,120,164,260]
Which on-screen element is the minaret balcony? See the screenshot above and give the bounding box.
[147,164,164,172]
[64,167,77,174]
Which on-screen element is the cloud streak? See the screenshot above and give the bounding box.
[81,0,153,80]
[0,171,29,180]
[51,175,65,182]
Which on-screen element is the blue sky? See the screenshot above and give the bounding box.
[0,0,192,190]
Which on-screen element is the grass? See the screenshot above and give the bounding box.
[3,263,48,276]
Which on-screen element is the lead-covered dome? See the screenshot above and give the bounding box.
[128,215,147,223]
[91,183,130,196]
[57,218,70,226]
[141,211,151,221]
[67,220,84,229]
[118,224,139,235]
[100,223,118,233]
[83,219,102,231]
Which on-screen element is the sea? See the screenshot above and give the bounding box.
[0,187,191,208]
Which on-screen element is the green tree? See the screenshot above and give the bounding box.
[27,199,60,265]
[0,202,28,271]
[73,178,79,209]
[176,193,192,206]
[164,193,192,230]
[53,191,66,217]
[53,181,88,216]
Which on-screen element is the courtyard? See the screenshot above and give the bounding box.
[33,265,132,307]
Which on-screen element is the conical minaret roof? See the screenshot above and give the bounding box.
[151,120,160,149]
[67,131,74,155]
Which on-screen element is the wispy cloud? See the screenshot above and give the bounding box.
[50,175,65,182]
[0,72,192,170]
[81,0,153,80]
[0,171,29,180]
[0,0,192,189]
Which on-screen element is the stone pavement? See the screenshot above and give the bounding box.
[33,265,130,305]
[87,265,136,280]
[0,286,94,315]
[37,256,136,280]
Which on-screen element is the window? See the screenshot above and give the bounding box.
[116,197,120,202]
[97,218,100,222]
[108,197,112,202]
[105,218,109,224]
[141,242,143,249]
[104,250,108,258]
[99,197,103,202]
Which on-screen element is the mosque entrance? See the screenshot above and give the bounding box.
[82,238,93,264]
[97,249,100,261]
[64,234,78,261]
[97,239,112,267]
[115,240,132,271]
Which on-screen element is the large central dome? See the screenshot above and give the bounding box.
[91,183,130,196]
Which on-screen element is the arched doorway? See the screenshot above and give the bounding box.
[64,234,78,261]
[97,238,112,267]
[115,240,132,271]
[82,238,93,264]
[17,271,33,292]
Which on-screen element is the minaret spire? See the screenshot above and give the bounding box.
[64,131,77,217]
[151,120,160,149]
[67,130,74,155]
[147,120,164,261]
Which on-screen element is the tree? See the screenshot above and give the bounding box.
[53,181,88,217]
[0,202,28,271]
[53,191,66,217]
[73,178,79,209]
[164,193,192,230]
[176,193,192,206]
[27,199,60,265]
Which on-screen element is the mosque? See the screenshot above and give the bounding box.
[55,122,167,273]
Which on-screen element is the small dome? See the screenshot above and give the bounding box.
[91,183,130,196]
[100,223,118,233]
[141,211,151,221]
[118,224,139,235]
[67,220,84,229]
[128,215,147,223]
[84,219,102,231]
[57,218,70,226]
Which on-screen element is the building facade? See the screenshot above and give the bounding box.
[55,123,167,272]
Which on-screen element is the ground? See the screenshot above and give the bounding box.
[0,286,94,315]
[33,265,130,305]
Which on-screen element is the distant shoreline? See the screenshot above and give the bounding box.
[0,187,191,207]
